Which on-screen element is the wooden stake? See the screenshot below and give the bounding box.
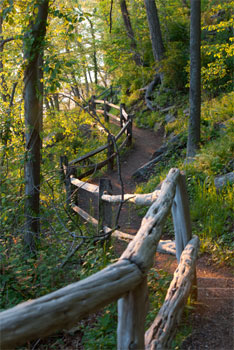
[107,134,114,170]
[126,114,132,146]
[120,103,125,127]
[98,178,113,238]
[117,277,148,350]
[171,173,192,262]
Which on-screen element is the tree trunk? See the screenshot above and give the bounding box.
[144,0,165,110]
[186,0,201,159]
[87,18,98,85]
[119,0,143,66]
[0,15,9,148]
[144,0,165,63]
[24,0,49,253]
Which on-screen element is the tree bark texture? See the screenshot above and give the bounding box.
[145,236,199,350]
[87,18,98,84]
[171,173,192,261]
[119,0,143,66]
[120,168,180,273]
[0,260,143,349]
[117,277,149,350]
[144,0,165,63]
[187,0,201,159]
[24,0,49,252]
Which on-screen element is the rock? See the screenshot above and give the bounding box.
[132,155,163,182]
[214,172,234,190]
[165,113,176,123]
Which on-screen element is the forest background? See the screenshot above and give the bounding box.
[0,0,233,348]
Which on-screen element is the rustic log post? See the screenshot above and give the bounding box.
[98,178,112,240]
[120,103,125,128]
[59,155,69,205]
[171,173,192,262]
[104,98,109,122]
[107,134,114,171]
[117,277,148,350]
[110,85,113,102]
[60,156,77,209]
[171,172,197,299]
[70,165,78,206]
[145,236,199,350]
[59,155,66,182]
[126,114,133,146]
[90,95,96,113]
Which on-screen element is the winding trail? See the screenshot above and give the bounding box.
[82,122,234,350]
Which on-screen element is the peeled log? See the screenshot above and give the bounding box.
[145,236,199,350]
[0,260,143,349]
[117,277,149,350]
[120,168,180,273]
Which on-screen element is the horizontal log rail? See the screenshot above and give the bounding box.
[115,119,131,141]
[65,97,132,180]
[70,177,161,206]
[72,203,176,253]
[69,143,109,165]
[96,109,120,122]
[94,99,121,111]
[0,169,199,349]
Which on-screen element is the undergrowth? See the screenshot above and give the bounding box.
[136,93,234,267]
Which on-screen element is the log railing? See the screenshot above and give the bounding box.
[62,97,132,186]
[0,168,199,349]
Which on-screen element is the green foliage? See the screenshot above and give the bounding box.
[201,2,234,94]
[137,92,234,266]
[81,303,117,349]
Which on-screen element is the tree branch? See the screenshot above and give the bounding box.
[0,37,14,49]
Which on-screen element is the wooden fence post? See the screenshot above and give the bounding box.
[98,178,112,239]
[171,172,192,261]
[60,156,77,209]
[104,98,109,122]
[110,85,113,102]
[120,103,125,128]
[126,114,133,146]
[107,134,114,171]
[117,277,148,350]
[90,95,96,113]
[59,155,66,182]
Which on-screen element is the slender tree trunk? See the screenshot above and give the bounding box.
[87,18,98,85]
[24,0,49,253]
[119,0,143,66]
[0,15,8,103]
[53,93,59,111]
[0,15,17,152]
[71,73,80,98]
[187,0,201,159]
[144,0,165,63]
[144,0,165,110]
[83,67,89,96]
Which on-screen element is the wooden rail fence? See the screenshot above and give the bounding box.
[0,168,199,349]
[61,97,132,188]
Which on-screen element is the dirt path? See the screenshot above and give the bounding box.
[87,125,164,234]
[84,123,234,349]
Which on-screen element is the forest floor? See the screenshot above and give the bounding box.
[87,123,234,350]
